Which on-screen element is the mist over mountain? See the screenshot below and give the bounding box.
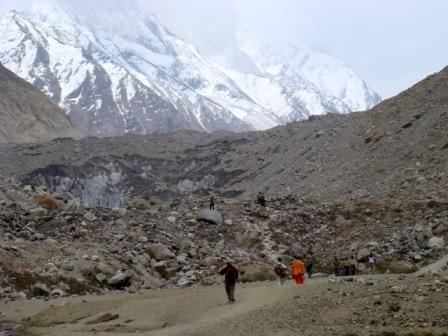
[0,0,380,136]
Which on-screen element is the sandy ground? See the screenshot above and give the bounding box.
[1,269,447,336]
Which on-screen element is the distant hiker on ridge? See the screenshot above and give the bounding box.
[306,253,316,279]
[257,191,266,207]
[368,253,376,273]
[209,196,215,210]
[291,256,305,284]
[219,261,239,303]
[342,257,350,276]
[274,257,288,285]
[349,255,357,275]
[333,256,341,276]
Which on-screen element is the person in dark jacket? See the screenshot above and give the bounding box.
[209,196,215,210]
[219,261,239,303]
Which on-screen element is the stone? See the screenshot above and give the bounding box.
[177,277,193,287]
[201,256,219,267]
[433,222,448,235]
[29,207,47,217]
[147,243,174,261]
[86,313,119,325]
[166,216,176,223]
[236,261,276,282]
[31,232,45,241]
[31,283,50,297]
[138,236,148,243]
[288,244,306,258]
[96,273,107,283]
[83,212,97,222]
[107,272,132,288]
[427,236,445,249]
[196,209,223,224]
[389,261,415,274]
[50,288,66,297]
[160,268,177,279]
[17,231,31,240]
[224,219,233,225]
[357,247,371,262]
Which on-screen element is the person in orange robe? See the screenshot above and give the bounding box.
[291,256,305,284]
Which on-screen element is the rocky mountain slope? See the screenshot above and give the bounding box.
[0,0,380,136]
[0,65,445,206]
[0,62,82,144]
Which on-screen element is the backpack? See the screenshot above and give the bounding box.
[274,264,286,277]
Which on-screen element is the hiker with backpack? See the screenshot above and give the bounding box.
[274,257,288,285]
[219,261,239,303]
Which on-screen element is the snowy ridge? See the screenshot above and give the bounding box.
[0,0,381,136]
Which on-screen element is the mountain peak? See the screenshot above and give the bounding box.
[0,1,381,136]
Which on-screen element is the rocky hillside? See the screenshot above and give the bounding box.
[0,62,82,144]
[0,66,445,206]
[0,177,446,302]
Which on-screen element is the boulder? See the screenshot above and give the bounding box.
[17,231,31,240]
[50,288,66,297]
[357,247,371,262]
[201,256,219,267]
[177,277,193,287]
[31,282,50,297]
[288,244,306,258]
[107,272,132,288]
[83,212,97,222]
[427,236,445,249]
[147,244,174,261]
[389,261,415,274]
[160,267,177,279]
[196,209,223,224]
[433,222,448,235]
[236,261,276,283]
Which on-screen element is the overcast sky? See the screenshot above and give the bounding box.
[1,0,447,98]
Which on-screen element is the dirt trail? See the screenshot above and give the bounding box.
[1,272,447,336]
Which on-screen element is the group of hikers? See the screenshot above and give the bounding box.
[219,253,376,303]
[218,256,307,304]
[212,193,376,303]
[209,192,266,210]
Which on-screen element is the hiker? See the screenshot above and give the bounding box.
[349,255,357,275]
[368,253,376,273]
[256,192,266,207]
[291,256,305,284]
[209,196,215,210]
[305,254,315,279]
[333,256,340,276]
[342,257,350,276]
[219,261,239,303]
[274,257,288,285]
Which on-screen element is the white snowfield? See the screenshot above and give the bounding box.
[0,0,381,135]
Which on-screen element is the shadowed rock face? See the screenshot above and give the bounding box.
[23,154,246,207]
[0,63,82,144]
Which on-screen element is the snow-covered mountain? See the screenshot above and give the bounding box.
[0,0,381,136]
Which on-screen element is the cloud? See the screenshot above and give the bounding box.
[1,0,447,97]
